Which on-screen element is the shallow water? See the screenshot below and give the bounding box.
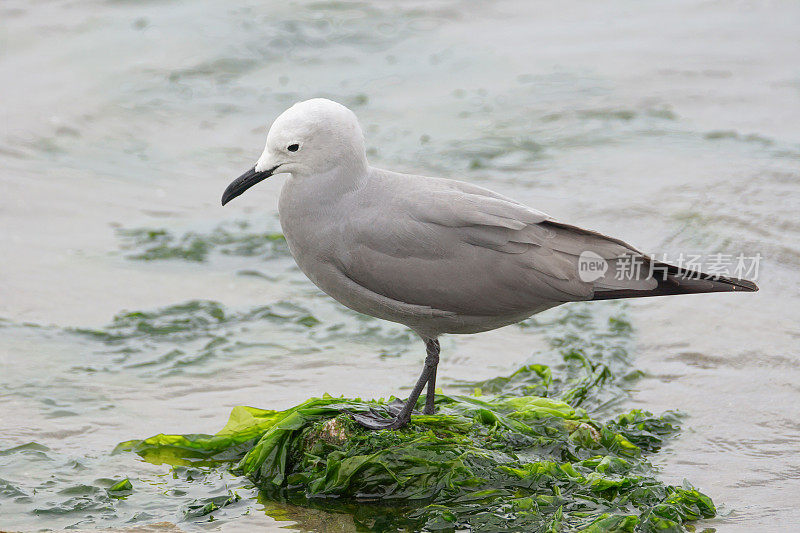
[1,0,798,531]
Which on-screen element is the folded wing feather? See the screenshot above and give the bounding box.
[340,173,656,316]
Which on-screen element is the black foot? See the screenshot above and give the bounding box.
[348,407,410,430]
[422,401,436,416]
[384,398,413,417]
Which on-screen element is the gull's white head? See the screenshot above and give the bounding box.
[222,98,367,205]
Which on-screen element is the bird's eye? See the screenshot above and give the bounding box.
[287,144,299,152]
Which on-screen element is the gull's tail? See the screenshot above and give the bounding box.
[590,259,759,301]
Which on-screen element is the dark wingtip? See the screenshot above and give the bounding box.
[590,259,760,301]
[728,277,758,292]
[658,260,759,293]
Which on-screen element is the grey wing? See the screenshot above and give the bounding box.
[337,174,655,317]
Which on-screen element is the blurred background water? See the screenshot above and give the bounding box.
[1,0,798,531]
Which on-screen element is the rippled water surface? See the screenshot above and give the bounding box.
[1,0,799,531]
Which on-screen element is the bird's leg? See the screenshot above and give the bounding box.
[350,338,440,430]
[423,339,440,415]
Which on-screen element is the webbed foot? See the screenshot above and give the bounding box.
[348,407,410,430]
[384,398,410,417]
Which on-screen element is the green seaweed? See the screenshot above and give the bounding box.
[117,220,288,262]
[67,300,317,378]
[117,309,715,531]
[67,299,412,377]
[184,491,241,519]
[72,300,318,344]
[106,478,133,497]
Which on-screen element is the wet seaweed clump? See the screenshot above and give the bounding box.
[117,311,715,532]
[117,220,288,262]
[119,396,711,532]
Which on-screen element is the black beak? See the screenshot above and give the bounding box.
[221,165,280,206]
